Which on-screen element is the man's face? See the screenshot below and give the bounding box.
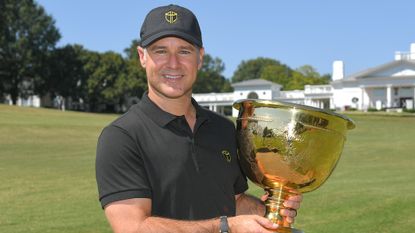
[138,37,204,100]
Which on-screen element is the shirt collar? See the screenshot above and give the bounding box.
[137,92,210,127]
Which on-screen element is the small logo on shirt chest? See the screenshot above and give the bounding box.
[221,150,232,163]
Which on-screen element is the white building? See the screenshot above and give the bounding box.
[193,43,415,116]
[330,44,415,111]
[7,43,415,114]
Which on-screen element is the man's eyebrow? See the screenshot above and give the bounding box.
[179,45,196,51]
[148,45,167,51]
[148,44,196,51]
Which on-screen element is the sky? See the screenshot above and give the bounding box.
[36,0,415,79]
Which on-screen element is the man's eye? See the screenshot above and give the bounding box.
[179,50,191,55]
[154,50,167,54]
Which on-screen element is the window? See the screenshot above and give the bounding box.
[247,92,259,99]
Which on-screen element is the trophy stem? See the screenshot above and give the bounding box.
[265,186,303,233]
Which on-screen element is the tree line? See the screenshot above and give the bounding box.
[1,0,329,113]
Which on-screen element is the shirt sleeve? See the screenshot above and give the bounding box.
[95,125,151,208]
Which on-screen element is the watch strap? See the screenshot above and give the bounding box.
[219,216,229,233]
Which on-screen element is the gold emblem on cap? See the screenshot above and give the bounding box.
[165,10,178,24]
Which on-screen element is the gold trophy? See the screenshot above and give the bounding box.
[234,99,355,233]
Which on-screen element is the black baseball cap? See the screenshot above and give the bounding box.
[139,4,203,48]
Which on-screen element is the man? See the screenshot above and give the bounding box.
[96,4,302,233]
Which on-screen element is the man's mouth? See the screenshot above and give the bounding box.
[163,74,183,79]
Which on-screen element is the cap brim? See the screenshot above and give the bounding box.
[140,30,202,48]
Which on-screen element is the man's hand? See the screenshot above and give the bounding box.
[261,192,303,225]
[281,194,302,225]
[228,215,279,233]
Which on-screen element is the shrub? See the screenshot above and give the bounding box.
[403,108,415,113]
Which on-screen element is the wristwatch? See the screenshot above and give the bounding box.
[219,216,229,233]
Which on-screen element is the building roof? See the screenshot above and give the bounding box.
[333,59,415,84]
[231,79,282,88]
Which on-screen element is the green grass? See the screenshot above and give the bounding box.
[0,105,118,233]
[1,105,415,232]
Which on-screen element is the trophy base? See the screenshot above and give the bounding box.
[274,226,303,233]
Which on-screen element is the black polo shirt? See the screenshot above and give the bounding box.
[96,93,248,220]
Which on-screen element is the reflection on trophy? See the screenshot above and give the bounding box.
[234,99,355,233]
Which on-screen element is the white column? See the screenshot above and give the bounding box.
[361,87,365,110]
[411,43,415,60]
[219,106,224,115]
[386,85,392,108]
[413,87,415,109]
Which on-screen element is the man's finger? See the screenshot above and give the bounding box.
[283,200,301,210]
[280,208,297,218]
[255,216,279,230]
[286,194,303,202]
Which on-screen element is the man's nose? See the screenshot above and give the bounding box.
[166,53,179,69]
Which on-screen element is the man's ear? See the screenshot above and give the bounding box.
[137,46,146,68]
[198,47,205,70]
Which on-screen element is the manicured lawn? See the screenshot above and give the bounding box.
[1,105,414,232]
[0,105,117,233]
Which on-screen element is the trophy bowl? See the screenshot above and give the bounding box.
[234,99,355,233]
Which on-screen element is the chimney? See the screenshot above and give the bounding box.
[332,60,344,81]
[395,52,402,61]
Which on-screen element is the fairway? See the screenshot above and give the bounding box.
[0,105,117,233]
[1,105,414,233]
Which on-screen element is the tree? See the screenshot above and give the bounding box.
[296,65,320,79]
[0,0,60,104]
[285,71,307,90]
[232,57,290,83]
[193,54,232,93]
[82,51,127,112]
[284,65,330,90]
[232,57,330,90]
[124,39,148,99]
[285,70,330,90]
[44,44,88,108]
[200,53,225,74]
[260,64,292,89]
